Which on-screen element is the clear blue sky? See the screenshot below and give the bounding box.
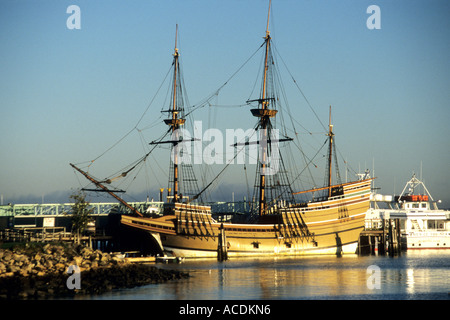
[1,0,449,207]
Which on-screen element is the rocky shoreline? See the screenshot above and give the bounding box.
[0,243,188,299]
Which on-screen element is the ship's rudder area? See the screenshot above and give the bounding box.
[117,223,165,256]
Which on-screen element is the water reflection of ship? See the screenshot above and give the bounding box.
[71,1,372,258]
[165,258,374,299]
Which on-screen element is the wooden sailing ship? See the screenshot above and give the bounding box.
[71,3,372,258]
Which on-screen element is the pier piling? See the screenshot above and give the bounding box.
[217,224,228,261]
[358,217,403,256]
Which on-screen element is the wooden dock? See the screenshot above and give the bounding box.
[0,227,114,253]
[358,218,403,256]
[124,254,184,264]
[125,256,156,263]
[156,256,184,264]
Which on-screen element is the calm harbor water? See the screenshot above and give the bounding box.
[83,250,449,300]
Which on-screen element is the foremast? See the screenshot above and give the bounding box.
[162,25,186,203]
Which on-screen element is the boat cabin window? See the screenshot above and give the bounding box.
[405,202,428,209]
[428,220,436,229]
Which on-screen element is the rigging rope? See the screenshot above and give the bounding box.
[83,41,264,181]
[290,138,328,191]
[184,42,265,118]
[101,130,170,184]
[75,30,343,205]
[83,65,173,167]
[273,45,327,132]
[189,122,259,203]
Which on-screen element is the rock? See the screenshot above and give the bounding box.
[34,262,45,271]
[81,247,93,259]
[100,252,110,262]
[19,269,29,277]
[43,243,51,253]
[12,253,22,262]
[3,252,12,262]
[33,253,42,262]
[7,265,20,273]
[89,251,100,261]
[72,256,83,266]
[23,264,33,274]
[0,243,189,299]
[44,260,53,269]
[54,263,66,271]
[18,254,29,264]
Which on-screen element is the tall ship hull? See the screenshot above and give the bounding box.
[71,1,372,260]
[121,179,371,258]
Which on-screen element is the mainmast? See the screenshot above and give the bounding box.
[251,0,277,215]
[327,106,334,198]
[163,24,186,203]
